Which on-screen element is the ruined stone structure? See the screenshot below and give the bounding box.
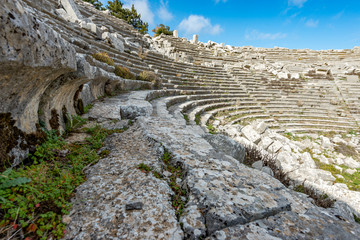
[1,0,360,239]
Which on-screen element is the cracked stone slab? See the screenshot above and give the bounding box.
[64,126,183,240]
[208,207,360,240]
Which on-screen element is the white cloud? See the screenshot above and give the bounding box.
[215,0,228,3]
[305,19,319,27]
[157,0,173,22]
[123,0,154,24]
[333,10,344,20]
[245,30,287,40]
[178,15,223,35]
[288,0,307,8]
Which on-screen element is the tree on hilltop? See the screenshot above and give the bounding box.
[82,0,149,34]
[83,0,104,10]
[107,0,149,34]
[152,24,173,37]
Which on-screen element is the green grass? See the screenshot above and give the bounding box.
[138,163,152,173]
[135,149,187,219]
[195,114,201,125]
[83,104,93,114]
[0,122,126,239]
[207,124,216,134]
[312,157,360,191]
[183,114,190,125]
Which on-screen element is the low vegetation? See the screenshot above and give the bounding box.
[114,65,136,80]
[195,114,201,125]
[0,117,126,239]
[207,123,216,134]
[160,150,187,219]
[244,145,336,208]
[92,52,114,66]
[293,183,335,208]
[136,149,187,220]
[137,71,162,88]
[182,114,190,125]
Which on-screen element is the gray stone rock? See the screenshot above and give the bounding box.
[0,0,77,164]
[344,169,357,175]
[125,202,143,210]
[241,125,261,144]
[343,157,360,169]
[102,32,124,52]
[204,134,245,163]
[268,140,283,153]
[208,208,360,240]
[261,166,274,177]
[321,136,333,149]
[61,0,83,22]
[258,136,274,150]
[254,121,268,134]
[251,160,263,170]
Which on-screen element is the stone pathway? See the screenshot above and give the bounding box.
[64,92,360,239]
[64,124,182,239]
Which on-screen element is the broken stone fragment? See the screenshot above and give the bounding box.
[203,133,245,163]
[125,202,143,211]
[241,125,261,144]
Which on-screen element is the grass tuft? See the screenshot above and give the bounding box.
[114,66,136,80]
[92,52,114,66]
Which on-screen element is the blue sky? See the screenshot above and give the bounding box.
[99,0,360,50]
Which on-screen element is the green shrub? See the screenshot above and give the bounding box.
[152,24,173,37]
[92,52,114,66]
[114,66,136,80]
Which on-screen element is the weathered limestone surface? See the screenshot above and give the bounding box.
[66,91,360,239]
[0,0,152,165]
[0,0,76,132]
[65,125,183,239]
[1,0,360,238]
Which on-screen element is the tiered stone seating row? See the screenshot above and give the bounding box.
[28,0,359,135]
[151,35,359,134]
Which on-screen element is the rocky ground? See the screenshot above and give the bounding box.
[63,91,360,239]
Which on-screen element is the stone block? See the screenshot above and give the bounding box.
[254,121,268,134]
[268,140,283,153]
[300,152,316,168]
[61,0,82,22]
[241,125,261,144]
[191,34,198,44]
[258,136,273,150]
[204,134,245,163]
[173,30,178,38]
[321,136,333,149]
[251,161,263,170]
[343,157,360,169]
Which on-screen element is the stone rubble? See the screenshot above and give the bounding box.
[219,120,360,217]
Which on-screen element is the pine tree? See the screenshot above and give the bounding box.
[152,24,173,37]
[107,0,149,34]
[83,0,104,10]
